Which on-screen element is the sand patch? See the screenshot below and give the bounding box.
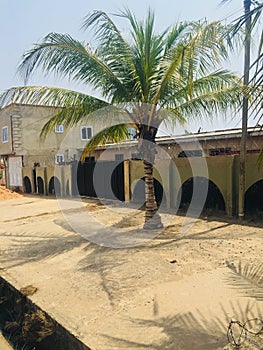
[0,186,22,201]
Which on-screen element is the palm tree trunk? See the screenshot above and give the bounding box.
[238,0,251,220]
[144,160,157,220]
[143,159,162,229]
[138,124,163,229]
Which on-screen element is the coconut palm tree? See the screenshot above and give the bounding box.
[0,9,245,229]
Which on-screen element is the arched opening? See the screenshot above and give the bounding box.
[48,176,61,196]
[76,160,96,197]
[177,177,225,212]
[23,176,32,193]
[37,176,44,195]
[132,177,166,208]
[111,162,125,201]
[245,180,263,214]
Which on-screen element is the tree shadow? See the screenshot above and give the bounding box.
[78,245,133,307]
[1,204,262,349]
[1,199,255,273]
[161,207,263,230]
[159,222,233,241]
[101,301,263,349]
[0,230,88,269]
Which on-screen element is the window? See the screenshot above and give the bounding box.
[80,126,93,140]
[2,126,8,143]
[55,125,64,133]
[55,154,65,164]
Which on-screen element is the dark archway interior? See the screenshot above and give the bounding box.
[48,176,61,196]
[37,177,44,194]
[23,176,32,193]
[178,177,225,212]
[132,177,166,208]
[76,160,125,201]
[245,180,263,213]
[111,162,125,201]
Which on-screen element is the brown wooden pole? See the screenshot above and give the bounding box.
[238,0,251,220]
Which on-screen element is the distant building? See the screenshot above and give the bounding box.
[0,103,100,190]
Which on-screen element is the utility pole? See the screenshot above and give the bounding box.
[238,0,252,219]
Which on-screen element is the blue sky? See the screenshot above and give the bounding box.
[0,0,252,132]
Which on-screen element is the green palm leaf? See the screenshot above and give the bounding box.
[18,32,131,102]
[0,85,107,110]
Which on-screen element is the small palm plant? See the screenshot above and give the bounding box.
[0,9,245,228]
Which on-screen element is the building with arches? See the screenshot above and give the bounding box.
[1,103,263,216]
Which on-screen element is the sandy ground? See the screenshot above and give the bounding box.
[0,333,13,350]
[0,194,262,349]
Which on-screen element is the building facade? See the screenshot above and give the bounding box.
[1,103,263,216]
[0,103,102,190]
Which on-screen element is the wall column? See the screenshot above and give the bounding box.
[123,160,130,202]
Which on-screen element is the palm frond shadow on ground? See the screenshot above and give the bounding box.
[0,231,87,269]
[78,245,135,307]
[101,300,262,350]
[225,261,263,301]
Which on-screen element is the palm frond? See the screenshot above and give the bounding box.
[81,124,132,160]
[159,70,244,118]
[186,21,231,68]
[82,10,141,102]
[154,21,238,108]
[18,32,131,101]
[221,0,263,120]
[229,2,263,36]
[0,85,108,110]
[163,22,190,54]
[152,43,186,105]
[170,84,245,121]
[118,8,168,103]
[226,261,263,300]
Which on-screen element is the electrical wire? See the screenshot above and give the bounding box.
[227,318,263,348]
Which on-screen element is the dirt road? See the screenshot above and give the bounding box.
[0,195,262,349]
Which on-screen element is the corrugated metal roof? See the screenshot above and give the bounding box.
[156,126,263,144]
[103,126,263,148]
